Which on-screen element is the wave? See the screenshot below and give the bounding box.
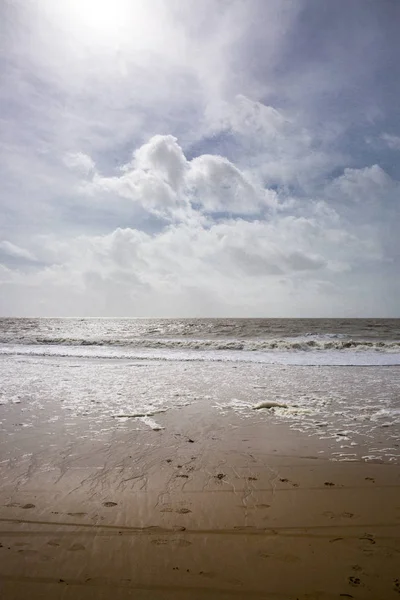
[1,344,400,366]
[0,336,399,352]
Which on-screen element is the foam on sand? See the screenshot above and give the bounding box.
[112,409,167,419]
[139,416,165,431]
[253,400,288,410]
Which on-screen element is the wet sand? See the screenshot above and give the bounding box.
[1,396,400,599]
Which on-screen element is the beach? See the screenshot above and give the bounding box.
[3,0,400,596]
[1,346,400,599]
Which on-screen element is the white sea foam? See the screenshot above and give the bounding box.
[1,345,399,464]
[253,401,288,409]
[0,343,399,366]
[1,335,399,352]
[139,416,164,431]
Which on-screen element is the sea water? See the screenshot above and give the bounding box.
[0,318,399,463]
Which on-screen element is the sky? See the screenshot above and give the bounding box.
[0,0,399,317]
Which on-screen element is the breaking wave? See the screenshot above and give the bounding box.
[0,335,399,352]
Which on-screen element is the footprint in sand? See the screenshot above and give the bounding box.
[348,576,361,587]
[359,534,376,544]
[175,508,191,514]
[176,539,192,547]
[324,482,335,487]
[323,511,355,519]
[67,512,87,518]
[279,478,298,487]
[152,539,191,548]
[257,551,299,563]
[103,502,118,507]
[68,543,85,552]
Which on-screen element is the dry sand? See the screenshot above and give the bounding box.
[1,398,400,600]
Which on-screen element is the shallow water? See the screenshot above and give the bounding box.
[1,356,399,464]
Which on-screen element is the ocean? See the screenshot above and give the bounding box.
[1,317,400,464]
[1,317,400,363]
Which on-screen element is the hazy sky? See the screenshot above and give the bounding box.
[1,0,399,317]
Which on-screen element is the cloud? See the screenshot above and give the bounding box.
[0,192,390,317]
[0,241,36,262]
[186,153,277,213]
[1,0,400,316]
[325,164,395,206]
[132,135,188,189]
[64,152,95,175]
[381,133,400,151]
[202,95,346,191]
[79,134,277,218]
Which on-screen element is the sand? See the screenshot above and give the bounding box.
[1,397,400,599]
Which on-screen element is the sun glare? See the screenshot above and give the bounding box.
[39,0,166,55]
[68,0,128,36]
[42,0,151,46]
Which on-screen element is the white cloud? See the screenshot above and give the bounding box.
[204,95,345,190]
[64,152,95,176]
[0,264,12,282]
[79,135,277,218]
[325,164,396,206]
[0,196,388,316]
[381,133,400,150]
[0,241,36,262]
[1,1,400,316]
[2,126,397,316]
[186,154,277,213]
[131,135,188,190]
